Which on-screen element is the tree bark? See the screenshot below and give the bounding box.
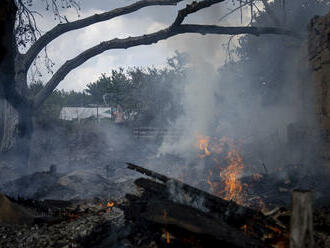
[15,102,33,169]
[0,99,17,152]
[0,0,19,153]
[0,1,32,171]
[1,98,33,171]
[0,99,4,146]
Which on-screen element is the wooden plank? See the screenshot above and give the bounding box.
[142,199,266,248]
[127,163,280,228]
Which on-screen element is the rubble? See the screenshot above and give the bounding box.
[1,162,330,247]
[0,207,124,248]
[1,169,135,200]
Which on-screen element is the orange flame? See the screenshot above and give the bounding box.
[195,132,212,158]
[196,133,247,205]
[220,147,245,204]
[241,224,248,233]
[166,231,171,244]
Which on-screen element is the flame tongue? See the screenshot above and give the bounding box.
[196,133,246,205]
[220,148,245,204]
[195,133,211,158]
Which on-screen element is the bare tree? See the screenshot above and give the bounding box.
[0,0,298,168]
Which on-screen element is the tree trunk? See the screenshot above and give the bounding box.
[0,99,4,145]
[0,0,18,154]
[0,0,32,171]
[16,103,33,170]
[0,99,18,152]
[0,98,33,170]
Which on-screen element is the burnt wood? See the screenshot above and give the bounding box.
[125,163,288,247]
[142,199,266,248]
[127,163,281,228]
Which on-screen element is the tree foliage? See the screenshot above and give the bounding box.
[221,0,330,106]
[85,52,187,125]
[28,52,187,126]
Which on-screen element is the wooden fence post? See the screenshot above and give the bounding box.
[290,190,314,248]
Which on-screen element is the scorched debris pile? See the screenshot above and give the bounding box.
[2,163,330,247]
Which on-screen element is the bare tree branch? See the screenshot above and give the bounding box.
[218,0,256,23]
[22,0,185,71]
[171,0,224,27]
[33,0,300,108]
[33,23,299,108]
[261,0,281,26]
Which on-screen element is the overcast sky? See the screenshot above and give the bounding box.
[28,0,253,91]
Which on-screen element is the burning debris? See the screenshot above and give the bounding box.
[191,132,251,207]
[1,162,330,247]
[125,163,286,247]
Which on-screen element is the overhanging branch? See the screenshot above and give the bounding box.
[171,0,225,27]
[33,23,299,108]
[22,0,184,71]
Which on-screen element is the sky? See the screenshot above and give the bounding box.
[27,0,253,91]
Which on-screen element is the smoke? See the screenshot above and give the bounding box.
[167,179,209,212]
[157,0,328,175]
[158,63,218,160]
[156,2,230,161]
[2,0,330,201]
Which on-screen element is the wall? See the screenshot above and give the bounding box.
[308,12,330,164]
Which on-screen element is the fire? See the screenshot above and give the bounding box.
[196,133,247,205]
[195,132,211,158]
[241,224,248,233]
[166,231,171,244]
[163,209,167,219]
[161,229,172,244]
[105,202,115,213]
[220,147,245,204]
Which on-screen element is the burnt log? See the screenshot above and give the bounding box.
[125,163,288,246]
[142,199,265,248]
[133,178,284,239]
[127,162,169,182]
[127,163,281,228]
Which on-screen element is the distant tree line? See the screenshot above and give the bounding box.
[30,52,187,126]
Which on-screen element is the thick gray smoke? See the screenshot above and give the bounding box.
[158,63,218,159]
[158,0,329,174]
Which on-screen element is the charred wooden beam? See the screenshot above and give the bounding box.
[142,199,266,248]
[127,163,280,228]
[125,162,288,247]
[127,162,168,182]
[134,177,282,236]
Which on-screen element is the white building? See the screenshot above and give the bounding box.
[59,107,112,121]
